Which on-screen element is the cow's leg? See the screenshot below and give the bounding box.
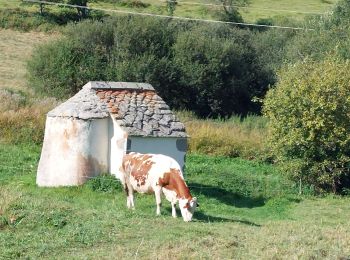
[154,186,162,216]
[171,202,177,218]
[162,188,177,218]
[125,182,135,210]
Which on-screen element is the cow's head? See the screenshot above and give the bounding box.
[179,197,199,222]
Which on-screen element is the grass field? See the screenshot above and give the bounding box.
[0,0,338,24]
[1,144,350,259]
[0,29,54,92]
[0,1,349,258]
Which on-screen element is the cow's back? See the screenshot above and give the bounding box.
[121,152,183,193]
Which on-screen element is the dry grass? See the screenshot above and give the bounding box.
[0,29,60,145]
[0,89,59,144]
[0,29,55,92]
[186,120,266,159]
[177,111,267,159]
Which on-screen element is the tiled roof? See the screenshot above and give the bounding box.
[48,85,109,119]
[48,82,187,138]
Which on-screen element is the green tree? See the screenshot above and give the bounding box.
[67,0,89,19]
[285,0,350,63]
[218,0,248,22]
[263,57,350,194]
[172,24,271,117]
[166,0,177,16]
[27,17,273,117]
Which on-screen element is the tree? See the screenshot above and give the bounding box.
[27,17,273,117]
[218,0,248,23]
[166,0,177,16]
[67,0,89,19]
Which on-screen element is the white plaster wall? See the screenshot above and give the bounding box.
[108,117,128,180]
[37,117,109,187]
[128,137,187,172]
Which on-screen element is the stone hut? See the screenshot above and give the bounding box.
[37,81,188,187]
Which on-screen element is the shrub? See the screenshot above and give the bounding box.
[0,6,106,32]
[263,58,350,194]
[285,0,350,63]
[27,17,274,117]
[119,0,150,8]
[0,8,58,32]
[28,20,116,99]
[172,25,272,117]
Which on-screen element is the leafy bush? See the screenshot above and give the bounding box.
[0,8,59,32]
[119,0,150,8]
[28,20,116,98]
[0,6,105,32]
[172,25,271,117]
[263,58,350,194]
[285,0,350,63]
[28,17,274,117]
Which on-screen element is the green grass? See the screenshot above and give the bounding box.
[1,143,350,259]
[0,0,338,26]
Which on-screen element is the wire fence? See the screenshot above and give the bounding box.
[23,0,315,31]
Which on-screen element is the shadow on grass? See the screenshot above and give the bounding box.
[162,206,261,226]
[193,211,261,226]
[188,182,265,209]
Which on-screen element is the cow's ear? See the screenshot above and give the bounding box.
[183,202,190,209]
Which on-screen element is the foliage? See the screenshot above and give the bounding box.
[0,8,61,31]
[172,24,271,117]
[166,0,177,16]
[0,6,105,31]
[28,17,274,117]
[263,57,350,194]
[28,20,116,98]
[85,174,123,193]
[217,0,247,22]
[285,0,350,63]
[119,0,150,8]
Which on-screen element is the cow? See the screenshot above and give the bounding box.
[119,152,198,222]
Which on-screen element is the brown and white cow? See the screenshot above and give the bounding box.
[120,152,198,222]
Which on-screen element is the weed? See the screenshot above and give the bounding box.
[85,174,123,193]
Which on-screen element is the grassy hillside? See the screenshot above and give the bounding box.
[0,0,338,24]
[1,144,350,259]
[0,29,54,92]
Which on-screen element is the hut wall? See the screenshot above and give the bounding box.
[37,117,109,187]
[108,117,128,179]
[128,137,187,172]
